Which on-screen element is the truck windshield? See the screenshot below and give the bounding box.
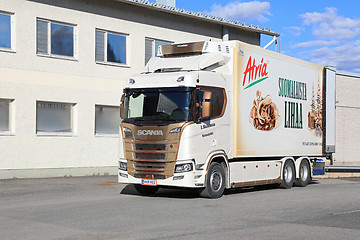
[123,87,194,125]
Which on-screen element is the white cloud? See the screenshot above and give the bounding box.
[206,1,271,23]
[300,7,337,25]
[287,7,360,73]
[284,26,304,36]
[300,7,360,40]
[309,42,360,72]
[292,40,339,49]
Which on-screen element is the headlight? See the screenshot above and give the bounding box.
[119,161,127,171]
[174,163,193,173]
[123,127,133,138]
[169,127,182,133]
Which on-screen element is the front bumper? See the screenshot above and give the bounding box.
[118,165,206,188]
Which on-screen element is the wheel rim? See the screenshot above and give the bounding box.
[284,165,293,183]
[300,164,309,181]
[210,170,223,192]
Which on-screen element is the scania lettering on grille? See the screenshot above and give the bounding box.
[137,130,164,136]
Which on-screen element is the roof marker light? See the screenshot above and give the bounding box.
[129,79,135,84]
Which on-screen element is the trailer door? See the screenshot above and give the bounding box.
[324,67,336,154]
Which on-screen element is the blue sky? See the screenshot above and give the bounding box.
[156,0,360,73]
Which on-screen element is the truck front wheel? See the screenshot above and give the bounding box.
[199,162,226,199]
[280,160,295,189]
[134,184,159,195]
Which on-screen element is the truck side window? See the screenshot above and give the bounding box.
[198,87,226,119]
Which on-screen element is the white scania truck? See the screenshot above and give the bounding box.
[118,41,335,198]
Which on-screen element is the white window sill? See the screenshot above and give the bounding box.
[36,132,78,137]
[37,53,78,62]
[0,48,16,53]
[96,61,130,68]
[0,132,15,136]
[95,133,120,138]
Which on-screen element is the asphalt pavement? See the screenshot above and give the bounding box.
[1,176,360,240]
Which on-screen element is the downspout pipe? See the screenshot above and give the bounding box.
[222,26,229,41]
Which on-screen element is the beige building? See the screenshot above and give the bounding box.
[334,71,360,166]
[0,0,279,179]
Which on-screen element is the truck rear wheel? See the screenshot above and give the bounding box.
[134,184,159,195]
[295,160,311,187]
[280,160,295,189]
[199,162,226,199]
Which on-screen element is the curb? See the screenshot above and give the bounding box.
[314,172,360,179]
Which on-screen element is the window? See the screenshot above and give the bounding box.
[95,29,127,65]
[123,87,194,124]
[198,87,226,119]
[0,12,13,51]
[145,38,171,64]
[36,101,75,135]
[37,19,76,58]
[0,99,13,133]
[95,105,120,135]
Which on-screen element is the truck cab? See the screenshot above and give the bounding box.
[119,42,232,197]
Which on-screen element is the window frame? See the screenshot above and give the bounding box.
[36,101,77,137]
[0,98,15,136]
[197,86,227,120]
[36,18,77,60]
[94,104,120,137]
[145,38,172,65]
[95,29,129,67]
[0,11,15,53]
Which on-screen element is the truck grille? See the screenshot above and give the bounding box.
[135,143,166,151]
[135,152,166,160]
[134,161,166,171]
[125,141,178,179]
[134,174,166,179]
[121,123,182,180]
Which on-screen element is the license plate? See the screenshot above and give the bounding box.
[141,179,157,186]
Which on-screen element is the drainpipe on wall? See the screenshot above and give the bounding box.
[222,26,229,41]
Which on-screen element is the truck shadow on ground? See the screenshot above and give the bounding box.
[120,180,320,199]
[120,184,200,199]
[224,180,318,195]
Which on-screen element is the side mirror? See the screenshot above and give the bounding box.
[120,94,125,119]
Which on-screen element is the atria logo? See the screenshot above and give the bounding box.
[243,56,269,90]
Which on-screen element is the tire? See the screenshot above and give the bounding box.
[280,160,295,189]
[134,184,159,195]
[199,162,226,199]
[295,160,311,187]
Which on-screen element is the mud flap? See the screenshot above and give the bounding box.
[313,160,325,175]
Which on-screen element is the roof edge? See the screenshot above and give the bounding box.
[114,0,280,37]
[336,70,360,78]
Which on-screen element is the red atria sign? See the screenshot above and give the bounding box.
[243,56,269,88]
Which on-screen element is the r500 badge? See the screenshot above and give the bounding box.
[141,179,157,186]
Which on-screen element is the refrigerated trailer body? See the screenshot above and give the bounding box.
[118,41,335,198]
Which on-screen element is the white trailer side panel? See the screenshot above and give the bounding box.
[232,41,324,157]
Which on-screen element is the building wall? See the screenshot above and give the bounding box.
[333,73,360,165]
[0,0,260,179]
